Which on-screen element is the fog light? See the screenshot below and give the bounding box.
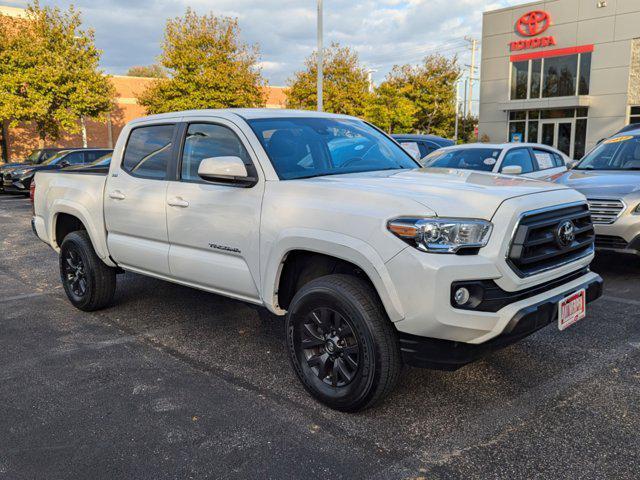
[454,287,471,306]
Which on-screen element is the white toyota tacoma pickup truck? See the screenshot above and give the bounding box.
[32,109,603,411]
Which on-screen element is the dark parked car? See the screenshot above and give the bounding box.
[0,148,68,192]
[3,148,112,195]
[391,134,455,160]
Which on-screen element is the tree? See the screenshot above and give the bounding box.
[457,114,479,143]
[127,64,167,79]
[137,9,266,114]
[365,81,417,134]
[0,1,114,145]
[383,55,460,138]
[286,43,371,116]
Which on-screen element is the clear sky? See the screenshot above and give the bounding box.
[6,0,529,110]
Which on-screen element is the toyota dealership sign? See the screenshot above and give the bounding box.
[510,10,557,52]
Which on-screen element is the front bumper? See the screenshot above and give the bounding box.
[593,207,640,255]
[399,273,603,370]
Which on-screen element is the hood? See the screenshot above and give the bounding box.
[0,162,29,172]
[555,170,640,198]
[299,168,569,219]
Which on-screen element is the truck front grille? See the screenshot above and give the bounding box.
[507,203,595,277]
[587,198,625,224]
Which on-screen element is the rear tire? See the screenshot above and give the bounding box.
[286,274,401,412]
[59,231,116,311]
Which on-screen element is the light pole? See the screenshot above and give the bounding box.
[317,0,323,111]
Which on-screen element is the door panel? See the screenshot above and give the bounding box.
[166,120,263,301]
[104,124,176,275]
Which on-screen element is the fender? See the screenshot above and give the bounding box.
[262,228,405,322]
[49,199,116,267]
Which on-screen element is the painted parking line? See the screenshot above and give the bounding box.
[602,295,640,307]
[0,292,46,304]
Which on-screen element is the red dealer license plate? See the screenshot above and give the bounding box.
[558,289,586,331]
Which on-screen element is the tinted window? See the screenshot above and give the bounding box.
[579,52,591,95]
[123,125,174,179]
[501,149,534,173]
[86,150,111,162]
[181,123,252,181]
[247,118,417,180]
[64,151,85,165]
[423,148,501,172]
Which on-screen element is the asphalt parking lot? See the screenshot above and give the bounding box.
[1,194,639,479]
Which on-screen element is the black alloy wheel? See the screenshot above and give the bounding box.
[62,248,88,299]
[300,307,360,388]
[286,274,402,412]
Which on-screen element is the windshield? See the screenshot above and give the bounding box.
[422,147,502,172]
[247,117,418,180]
[576,135,640,170]
[24,150,41,163]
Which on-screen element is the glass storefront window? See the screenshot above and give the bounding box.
[508,121,526,142]
[511,61,529,100]
[541,108,575,119]
[530,59,542,98]
[579,53,591,95]
[542,55,578,97]
[527,121,539,143]
[509,53,590,100]
[630,106,640,125]
[574,119,587,159]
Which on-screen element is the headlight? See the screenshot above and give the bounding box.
[387,217,493,253]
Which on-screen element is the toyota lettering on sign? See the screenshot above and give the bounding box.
[509,10,557,53]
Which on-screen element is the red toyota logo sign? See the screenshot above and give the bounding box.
[516,10,551,37]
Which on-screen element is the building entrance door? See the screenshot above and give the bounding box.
[539,119,574,158]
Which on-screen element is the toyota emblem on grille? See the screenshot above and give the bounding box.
[556,220,576,248]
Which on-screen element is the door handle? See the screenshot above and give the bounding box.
[108,191,126,200]
[167,197,189,208]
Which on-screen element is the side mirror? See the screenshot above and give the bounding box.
[197,156,256,186]
[501,165,523,175]
[59,160,70,168]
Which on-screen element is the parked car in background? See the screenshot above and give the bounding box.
[422,143,569,179]
[3,148,112,195]
[32,109,602,411]
[391,134,454,160]
[0,148,68,192]
[554,128,640,256]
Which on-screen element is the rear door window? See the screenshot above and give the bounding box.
[123,125,175,180]
[531,149,556,170]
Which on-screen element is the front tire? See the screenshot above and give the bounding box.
[286,274,401,412]
[59,231,116,311]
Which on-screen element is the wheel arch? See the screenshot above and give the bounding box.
[262,231,405,322]
[49,201,115,267]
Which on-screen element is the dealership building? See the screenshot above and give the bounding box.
[478,0,640,159]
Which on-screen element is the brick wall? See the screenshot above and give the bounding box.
[1,76,288,162]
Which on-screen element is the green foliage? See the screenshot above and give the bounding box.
[137,9,266,114]
[457,114,479,143]
[365,81,417,134]
[0,1,114,141]
[380,55,460,138]
[127,64,167,79]
[286,43,371,116]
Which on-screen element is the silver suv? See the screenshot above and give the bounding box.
[555,128,640,256]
